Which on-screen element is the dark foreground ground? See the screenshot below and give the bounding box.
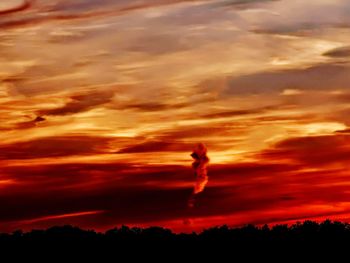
[1,220,349,258]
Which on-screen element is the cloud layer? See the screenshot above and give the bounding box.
[1,0,350,232]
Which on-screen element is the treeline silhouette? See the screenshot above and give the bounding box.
[3,220,350,259]
[1,219,350,246]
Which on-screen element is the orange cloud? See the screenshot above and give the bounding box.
[38,90,114,116]
[0,135,112,159]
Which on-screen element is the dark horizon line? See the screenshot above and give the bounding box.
[2,219,350,235]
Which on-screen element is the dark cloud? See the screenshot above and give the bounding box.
[201,105,278,119]
[38,90,114,116]
[202,109,261,119]
[0,162,193,229]
[251,24,325,36]
[0,0,209,30]
[113,96,215,112]
[250,2,350,36]
[151,126,241,151]
[116,102,187,112]
[335,129,350,134]
[332,93,350,103]
[8,116,46,131]
[0,1,138,30]
[0,161,298,231]
[323,46,350,58]
[219,0,280,9]
[1,159,349,232]
[1,75,26,83]
[1,162,191,192]
[224,63,350,95]
[1,146,350,233]
[116,140,191,153]
[34,116,46,122]
[0,116,46,132]
[260,134,350,165]
[115,125,240,155]
[252,113,318,124]
[0,135,112,159]
[52,0,207,14]
[0,0,31,15]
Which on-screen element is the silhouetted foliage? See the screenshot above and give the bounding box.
[2,220,350,257]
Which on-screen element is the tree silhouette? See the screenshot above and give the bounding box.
[1,220,350,257]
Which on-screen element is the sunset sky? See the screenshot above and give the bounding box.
[1,0,350,232]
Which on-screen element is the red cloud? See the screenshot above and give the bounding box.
[0,135,112,159]
[260,134,350,165]
[1,132,350,232]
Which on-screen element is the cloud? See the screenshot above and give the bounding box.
[0,161,298,231]
[0,0,210,30]
[38,90,114,116]
[126,33,192,55]
[323,46,350,58]
[247,0,350,35]
[224,63,350,95]
[116,140,191,154]
[1,157,350,232]
[259,133,350,166]
[157,125,236,140]
[115,102,187,112]
[2,162,191,191]
[0,162,194,230]
[200,105,278,119]
[0,0,31,15]
[335,129,350,134]
[116,123,242,154]
[0,135,112,159]
[0,116,47,131]
[150,125,243,152]
[220,0,280,9]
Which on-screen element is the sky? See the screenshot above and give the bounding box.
[1,0,350,232]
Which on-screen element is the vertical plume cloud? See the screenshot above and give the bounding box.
[188,143,209,208]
